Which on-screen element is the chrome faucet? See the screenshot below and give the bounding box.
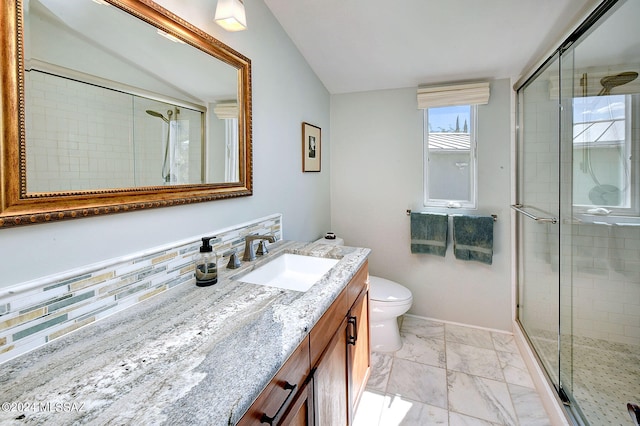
[243,234,277,261]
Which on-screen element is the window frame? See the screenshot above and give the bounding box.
[423,104,478,209]
[572,94,639,217]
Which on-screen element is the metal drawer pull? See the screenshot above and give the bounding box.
[347,316,358,345]
[260,381,297,425]
[511,204,557,224]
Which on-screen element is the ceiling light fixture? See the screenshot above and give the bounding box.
[214,0,247,32]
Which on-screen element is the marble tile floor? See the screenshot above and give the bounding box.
[353,315,552,426]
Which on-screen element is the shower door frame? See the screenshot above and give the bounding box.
[514,1,625,424]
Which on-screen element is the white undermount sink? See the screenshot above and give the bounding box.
[239,253,339,292]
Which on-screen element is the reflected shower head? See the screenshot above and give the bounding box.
[598,71,638,95]
[146,109,169,123]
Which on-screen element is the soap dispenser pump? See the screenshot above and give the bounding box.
[195,236,218,287]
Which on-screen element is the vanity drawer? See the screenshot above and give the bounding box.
[238,336,311,425]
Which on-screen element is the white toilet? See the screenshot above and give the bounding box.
[315,236,413,352]
[369,276,413,352]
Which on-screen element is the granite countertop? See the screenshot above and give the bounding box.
[0,240,370,425]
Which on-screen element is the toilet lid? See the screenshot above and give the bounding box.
[369,276,412,302]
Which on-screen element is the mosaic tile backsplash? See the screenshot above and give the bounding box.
[0,214,282,364]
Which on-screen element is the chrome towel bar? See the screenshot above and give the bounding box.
[510,204,557,224]
[406,209,497,222]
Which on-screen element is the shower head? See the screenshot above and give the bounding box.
[146,109,169,123]
[598,71,638,95]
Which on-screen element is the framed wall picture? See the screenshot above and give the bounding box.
[302,122,321,172]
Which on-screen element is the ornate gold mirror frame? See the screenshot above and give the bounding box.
[0,0,252,228]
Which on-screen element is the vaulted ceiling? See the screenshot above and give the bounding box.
[263,0,601,94]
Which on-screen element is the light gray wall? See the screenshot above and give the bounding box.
[330,80,513,331]
[0,0,331,288]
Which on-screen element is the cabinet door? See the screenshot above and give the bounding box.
[280,376,313,426]
[314,317,348,426]
[346,261,368,308]
[348,289,370,420]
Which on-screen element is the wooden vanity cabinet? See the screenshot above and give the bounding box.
[238,262,370,426]
[311,261,370,426]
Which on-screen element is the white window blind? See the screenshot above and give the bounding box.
[417,82,490,109]
[213,102,238,119]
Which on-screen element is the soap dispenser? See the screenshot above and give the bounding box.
[195,236,218,287]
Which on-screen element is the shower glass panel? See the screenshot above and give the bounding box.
[517,0,640,424]
[560,0,640,423]
[516,52,562,388]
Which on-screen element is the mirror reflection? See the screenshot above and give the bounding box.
[24,0,241,192]
[567,0,640,219]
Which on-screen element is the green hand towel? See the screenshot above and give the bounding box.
[411,212,448,256]
[452,215,494,265]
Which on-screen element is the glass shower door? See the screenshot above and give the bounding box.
[559,0,640,422]
[517,1,640,423]
[516,52,562,390]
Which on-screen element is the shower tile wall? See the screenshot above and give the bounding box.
[569,97,640,347]
[571,223,640,345]
[23,71,192,191]
[24,70,136,191]
[520,66,639,359]
[519,70,561,339]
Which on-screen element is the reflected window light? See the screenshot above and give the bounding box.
[156,29,186,44]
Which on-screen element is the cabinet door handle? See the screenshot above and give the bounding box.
[348,316,358,345]
[260,381,297,425]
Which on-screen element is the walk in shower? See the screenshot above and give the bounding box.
[515,0,639,424]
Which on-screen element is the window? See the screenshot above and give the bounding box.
[423,104,478,208]
[572,94,638,215]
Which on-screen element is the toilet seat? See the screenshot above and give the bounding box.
[369,276,412,304]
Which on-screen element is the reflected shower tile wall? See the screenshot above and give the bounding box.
[571,223,640,346]
[25,70,134,192]
[0,214,282,364]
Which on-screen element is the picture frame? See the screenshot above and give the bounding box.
[302,122,321,172]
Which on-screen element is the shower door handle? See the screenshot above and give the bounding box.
[511,204,558,224]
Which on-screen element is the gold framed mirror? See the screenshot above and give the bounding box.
[0,0,252,228]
